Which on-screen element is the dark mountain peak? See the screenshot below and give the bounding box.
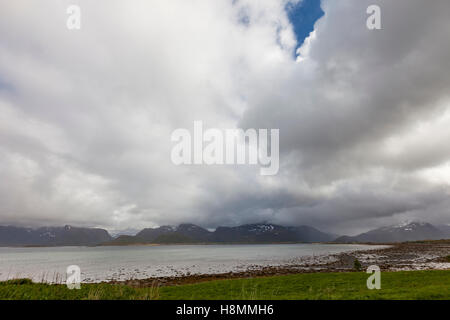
[134,224,212,243]
[370,221,438,235]
[177,223,208,232]
[438,224,450,235]
[173,224,211,242]
[379,221,432,230]
[103,222,336,245]
[335,221,447,243]
[239,223,278,232]
[0,222,343,246]
[135,225,176,241]
[0,225,112,246]
[399,221,434,229]
[160,225,177,232]
[212,222,335,243]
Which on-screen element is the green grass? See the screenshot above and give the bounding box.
[0,270,449,300]
[0,278,159,300]
[159,270,450,300]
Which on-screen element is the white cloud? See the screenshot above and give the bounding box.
[0,0,449,233]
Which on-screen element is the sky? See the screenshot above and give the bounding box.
[0,0,450,235]
[287,0,323,54]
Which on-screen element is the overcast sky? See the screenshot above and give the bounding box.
[1,0,449,235]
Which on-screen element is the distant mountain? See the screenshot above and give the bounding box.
[4,221,448,246]
[212,224,291,243]
[0,225,112,246]
[334,222,449,243]
[106,224,211,245]
[288,226,338,243]
[176,224,211,241]
[437,224,450,237]
[104,223,336,245]
[211,224,336,243]
[135,226,178,242]
[108,228,141,238]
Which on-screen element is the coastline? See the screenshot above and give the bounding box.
[109,240,450,287]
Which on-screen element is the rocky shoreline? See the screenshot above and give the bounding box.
[110,240,450,287]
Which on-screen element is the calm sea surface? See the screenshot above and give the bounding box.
[0,244,385,283]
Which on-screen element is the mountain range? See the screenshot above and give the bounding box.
[0,225,112,246]
[0,221,449,246]
[334,222,450,243]
[106,223,337,245]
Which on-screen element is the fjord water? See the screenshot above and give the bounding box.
[0,244,384,283]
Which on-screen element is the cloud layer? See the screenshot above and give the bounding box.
[0,0,449,235]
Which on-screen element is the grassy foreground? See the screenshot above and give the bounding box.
[0,270,449,300]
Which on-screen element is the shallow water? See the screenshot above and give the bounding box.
[0,243,385,283]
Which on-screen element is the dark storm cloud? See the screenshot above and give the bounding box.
[0,0,449,234]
